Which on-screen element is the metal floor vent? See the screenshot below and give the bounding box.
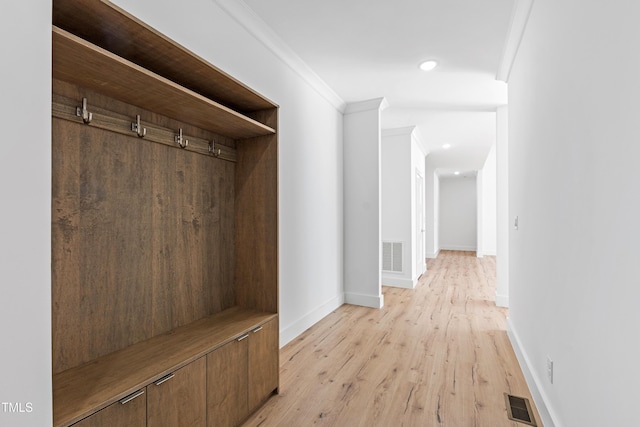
[504,393,537,426]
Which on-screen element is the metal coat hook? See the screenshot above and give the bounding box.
[76,97,93,124]
[175,128,188,148]
[209,139,221,157]
[131,115,147,138]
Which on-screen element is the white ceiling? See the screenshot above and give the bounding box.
[242,0,514,172]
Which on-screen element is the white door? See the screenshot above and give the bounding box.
[415,170,425,275]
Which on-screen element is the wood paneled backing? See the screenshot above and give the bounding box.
[71,391,146,427]
[53,308,277,427]
[52,83,236,374]
[52,0,276,114]
[147,357,207,427]
[207,337,249,427]
[53,27,275,139]
[235,109,278,313]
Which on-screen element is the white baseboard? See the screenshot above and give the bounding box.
[495,293,509,308]
[426,250,440,259]
[279,293,344,347]
[440,245,477,251]
[507,318,562,427]
[344,291,384,309]
[381,276,416,289]
[476,250,496,258]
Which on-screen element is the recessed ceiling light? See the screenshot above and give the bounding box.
[442,144,451,149]
[419,60,438,71]
[454,171,460,175]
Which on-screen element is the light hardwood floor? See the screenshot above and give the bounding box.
[242,250,540,426]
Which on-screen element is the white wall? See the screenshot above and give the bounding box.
[425,158,440,258]
[496,106,509,307]
[381,128,412,286]
[411,133,427,274]
[381,127,426,289]
[0,2,51,426]
[439,176,477,251]
[477,144,497,257]
[343,98,387,308]
[508,1,640,426]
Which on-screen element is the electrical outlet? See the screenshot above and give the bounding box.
[546,356,554,384]
[514,216,519,230]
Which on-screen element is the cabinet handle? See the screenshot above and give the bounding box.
[153,373,175,386]
[119,389,145,405]
[237,333,250,342]
[252,326,263,333]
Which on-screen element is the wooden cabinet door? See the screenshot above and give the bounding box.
[248,318,279,411]
[147,356,207,427]
[72,389,146,427]
[207,336,248,427]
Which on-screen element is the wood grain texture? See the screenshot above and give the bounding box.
[53,0,275,114]
[248,318,279,411]
[235,111,278,313]
[71,390,146,427]
[52,27,275,139]
[241,251,541,427]
[207,336,249,427]
[52,116,155,373]
[51,82,237,373]
[147,357,207,427]
[53,308,276,426]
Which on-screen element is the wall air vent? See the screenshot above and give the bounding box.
[382,241,403,273]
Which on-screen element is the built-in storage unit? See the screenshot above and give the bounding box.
[51,1,278,426]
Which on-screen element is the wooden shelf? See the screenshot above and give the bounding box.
[52,0,276,114]
[52,26,275,140]
[52,308,277,427]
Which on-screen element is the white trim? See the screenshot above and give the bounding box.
[495,293,509,308]
[439,245,477,252]
[214,0,346,111]
[496,0,535,82]
[344,97,389,115]
[279,293,344,347]
[381,276,417,289]
[382,126,415,138]
[344,291,384,308]
[507,318,562,427]
[426,250,440,259]
[477,250,497,258]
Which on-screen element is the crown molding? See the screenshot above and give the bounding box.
[496,0,535,82]
[344,97,389,115]
[214,0,346,112]
[382,126,416,137]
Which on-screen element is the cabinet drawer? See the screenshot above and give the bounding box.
[147,357,207,427]
[72,389,146,427]
[248,318,279,410]
[207,337,249,427]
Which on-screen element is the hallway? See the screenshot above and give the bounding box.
[243,251,540,426]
